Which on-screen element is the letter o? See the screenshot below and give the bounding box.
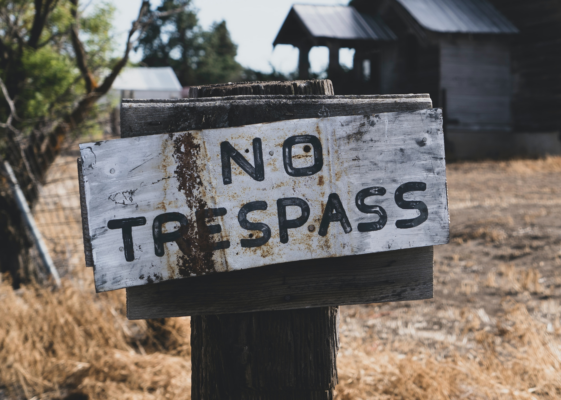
[282,135,323,177]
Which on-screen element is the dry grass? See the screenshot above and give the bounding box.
[335,302,561,400]
[0,271,191,399]
[2,271,560,399]
[500,156,561,174]
[453,217,513,244]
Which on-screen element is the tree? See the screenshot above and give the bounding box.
[240,66,295,82]
[194,21,243,84]
[137,0,243,86]
[136,0,201,85]
[0,0,166,286]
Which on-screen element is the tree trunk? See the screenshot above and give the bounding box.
[189,80,339,400]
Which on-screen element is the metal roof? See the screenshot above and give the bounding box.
[111,67,182,92]
[395,0,519,34]
[292,4,396,41]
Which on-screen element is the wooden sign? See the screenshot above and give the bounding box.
[79,109,448,292]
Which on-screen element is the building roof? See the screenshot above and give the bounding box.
[111,67,182,92]
[395,0,519,34]
[274,4,396,46]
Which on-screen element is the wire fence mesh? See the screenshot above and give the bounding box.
[32,111,119,276]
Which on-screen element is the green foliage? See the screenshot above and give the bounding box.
[195,21,242,84]
[136,0,201,85]
[240,66,295,82]
[0,0,118,138]
[80,2,118,74]
[137,0,243,86]
[20,45,79,121]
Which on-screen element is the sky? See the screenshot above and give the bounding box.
[99,0,355,75]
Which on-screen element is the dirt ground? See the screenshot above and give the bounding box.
[1,156,560,399]
[335,157,561,399]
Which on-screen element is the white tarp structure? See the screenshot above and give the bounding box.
[111,67,183,100]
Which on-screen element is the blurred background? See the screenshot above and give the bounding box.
[1,1,560,399]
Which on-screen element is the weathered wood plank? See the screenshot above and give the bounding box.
[80,109,447,292]
[127,246,433,318]
[77,158,93,267]
[110,92,441,319]
[84,95,432,271]
[188,80,334,98]
[120,94,432,137]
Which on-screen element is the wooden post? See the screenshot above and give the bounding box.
[192,308,339,399]
[298,45,311,80]
[328,42,341,78]
[189,80,339,400]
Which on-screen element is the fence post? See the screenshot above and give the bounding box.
[3,161,60,287]
[188,81,339,399]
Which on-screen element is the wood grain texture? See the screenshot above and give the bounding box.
[189,79,334,98]
[118,81,437,400]
[120,94,432,137]
[122,92,438,317]
[191,306,339,400]
[81,110,447,292]
[127,246,432,318]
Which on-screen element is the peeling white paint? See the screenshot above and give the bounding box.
[80,109,449,292]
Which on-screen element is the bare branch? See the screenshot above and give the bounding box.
[93,2,185,96]
[0,77,20,123]
[69,0,97,92]
[94,1,151,95]
[28,0,59,49]
[37,28,71,48]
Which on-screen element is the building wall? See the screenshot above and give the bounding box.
[379,45,399,94]
[379,34,440,103]
[440,37,512,132]
[489,0,561,133]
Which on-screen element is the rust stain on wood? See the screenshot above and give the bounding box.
[172,132,217,276]
[80,109,448,292]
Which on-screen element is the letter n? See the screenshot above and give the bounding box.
[221,138,264,185]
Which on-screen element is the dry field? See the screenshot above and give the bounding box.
[1,156,561,399]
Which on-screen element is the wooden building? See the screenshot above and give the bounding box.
[273,5,396,94]
[110,67,183,100]
[275,0,561,158]
[487,0,561,134]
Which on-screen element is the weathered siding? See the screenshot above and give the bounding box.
[440,37,512,131]
[489,0,561,132]
[379,45,399,94]
[379,35,440,103]
[407,41,440,105]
